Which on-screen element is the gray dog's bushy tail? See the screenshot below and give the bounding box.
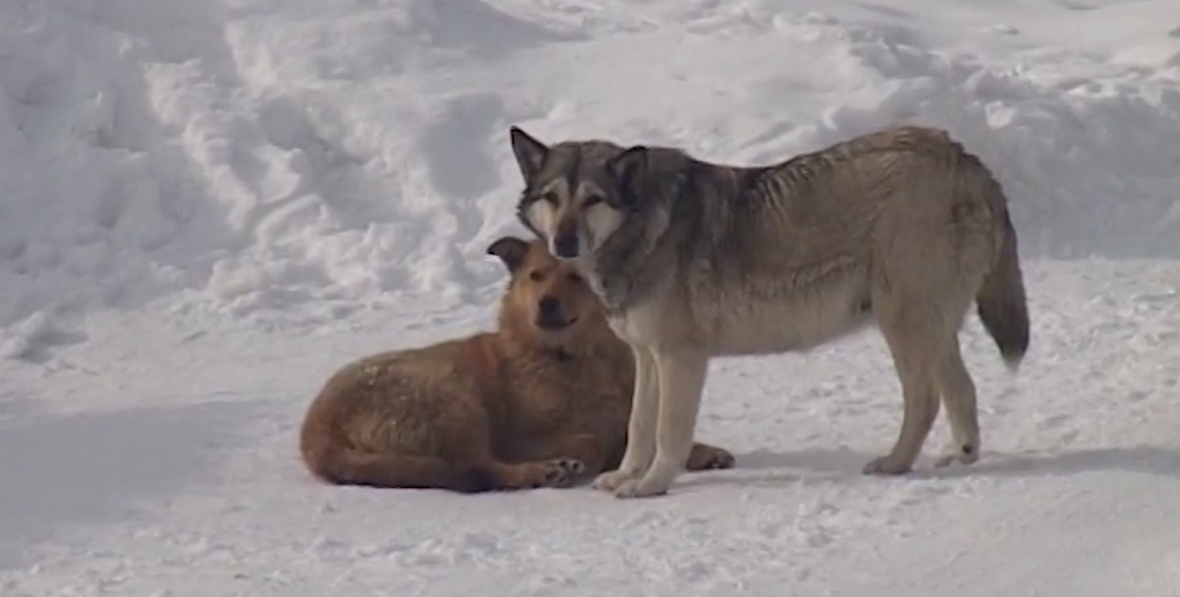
[976,211,1030,371]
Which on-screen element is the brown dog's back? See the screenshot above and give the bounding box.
[299,338,503,493]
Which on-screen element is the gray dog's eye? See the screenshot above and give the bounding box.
[582,196,603,208]
[541,192,559,205]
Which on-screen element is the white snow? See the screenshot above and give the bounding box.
[1,0,1179,594]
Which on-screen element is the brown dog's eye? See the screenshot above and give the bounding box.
[567,272,583,284]
[582,195,602,209]
[529,270,544,281]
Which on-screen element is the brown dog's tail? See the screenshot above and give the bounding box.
[975,211,1030,370]
[302,441,494,494]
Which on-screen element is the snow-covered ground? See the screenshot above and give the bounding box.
[2,0,1179,594]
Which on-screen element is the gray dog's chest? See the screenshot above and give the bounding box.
[585,271,650,345]
[587,269,632,315]
[603,297,671,347]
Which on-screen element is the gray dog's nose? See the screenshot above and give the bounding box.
[553,234,579,259]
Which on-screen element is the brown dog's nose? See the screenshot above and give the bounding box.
[538,295,560,316]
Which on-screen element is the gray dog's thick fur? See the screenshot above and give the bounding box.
[509,124,1030,498]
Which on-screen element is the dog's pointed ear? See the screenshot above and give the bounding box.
[486,236,530,273]
[607,145,648,189]
[606,146,648,207]
[509,126,549,182]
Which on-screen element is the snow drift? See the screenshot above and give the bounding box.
[1,0,1178,338]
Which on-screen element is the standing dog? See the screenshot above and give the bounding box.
[508,125,1030,498]
[299,235,734,493]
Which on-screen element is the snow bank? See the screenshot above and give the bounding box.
[1,0,1178,335]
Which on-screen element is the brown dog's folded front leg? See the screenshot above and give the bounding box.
[497,433,606,488]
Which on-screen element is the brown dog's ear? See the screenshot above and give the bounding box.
[486,236,530,273]
[606,146,648,207]
[509,126,549,182]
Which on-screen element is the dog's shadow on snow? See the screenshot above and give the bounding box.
[681,444,1180,488]
[919,445,1180,481]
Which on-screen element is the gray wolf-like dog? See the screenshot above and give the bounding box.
[507,124,1030,498]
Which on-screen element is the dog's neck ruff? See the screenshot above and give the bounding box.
[546,346,575,362]
[585,228,671,319]
[585,262,640,319]
[584,194,681,317]
[575,261,624,317]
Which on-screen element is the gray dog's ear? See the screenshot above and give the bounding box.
[509,126,549,182]
[486,236,530,272]
[606,146,648,204]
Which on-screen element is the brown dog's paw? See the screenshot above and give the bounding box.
[686,445,736,471]
[533,458,587,488]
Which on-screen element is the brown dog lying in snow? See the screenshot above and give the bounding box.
[299,235,734,492]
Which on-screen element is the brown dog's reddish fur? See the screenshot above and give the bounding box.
[299,236,734,492]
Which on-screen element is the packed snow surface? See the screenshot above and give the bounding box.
[1,0,1179,595]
